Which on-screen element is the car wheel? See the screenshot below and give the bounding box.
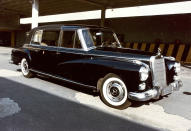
[21,58,33,78]
[100,74,131,109]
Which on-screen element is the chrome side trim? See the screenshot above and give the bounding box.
[30,69,96,89]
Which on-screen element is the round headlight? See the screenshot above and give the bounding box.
[139,66,149,81]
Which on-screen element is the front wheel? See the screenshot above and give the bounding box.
[100,74,131,109]
[21,58,33,78]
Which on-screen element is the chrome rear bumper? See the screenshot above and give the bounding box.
[128,80,183,101]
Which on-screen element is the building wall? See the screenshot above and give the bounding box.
[0,14,20,30]
[14,14,191,62]
[16,13,191,48]
[107,14,191,44]
[14,25,31,47]
[15,30,26,47]
[49,13,191,44]
[0,14,21,47]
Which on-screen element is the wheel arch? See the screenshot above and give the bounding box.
[12,48,32,64]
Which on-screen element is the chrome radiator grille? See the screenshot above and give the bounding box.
[150,57,167,89]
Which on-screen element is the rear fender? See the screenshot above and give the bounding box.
[12,48,31,64]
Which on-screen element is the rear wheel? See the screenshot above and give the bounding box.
[99,74,131,109]
[21,58,33,78]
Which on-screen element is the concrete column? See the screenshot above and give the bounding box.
[31,0,39,29]
[101,8,106,27]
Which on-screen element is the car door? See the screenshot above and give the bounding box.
[29,28,61,73]
[29,29,45,70]
[56,29,87,83]
[38,28,61,73]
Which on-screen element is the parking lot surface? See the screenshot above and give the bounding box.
[0,46,191,131]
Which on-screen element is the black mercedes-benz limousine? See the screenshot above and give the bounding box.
[11,24,182,109]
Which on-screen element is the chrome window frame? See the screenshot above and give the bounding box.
[30,29,43,45]
[58,28,85,51]
[79,28,122,51]
[30,28,62,48]
[77,29,88,51]
[77,28,97,51]
[29,27,121,52]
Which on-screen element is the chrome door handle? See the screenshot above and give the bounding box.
[34,49,39,52]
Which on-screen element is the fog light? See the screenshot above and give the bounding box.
[139,83,146,91]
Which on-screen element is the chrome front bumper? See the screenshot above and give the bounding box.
[128,80,183,101]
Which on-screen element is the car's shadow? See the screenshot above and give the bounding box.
[17,69,21,72]
[0,76,159,131]
[35,73,158,108]
[183,91,191,95]
[16,68,97,96]
[17,68,160,108]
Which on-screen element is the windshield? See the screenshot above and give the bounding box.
[89,29,121,48]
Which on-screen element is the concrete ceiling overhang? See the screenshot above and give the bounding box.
[0,0,186,17]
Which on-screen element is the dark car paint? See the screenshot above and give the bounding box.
[12,46,144,92]
[11,24,176,93]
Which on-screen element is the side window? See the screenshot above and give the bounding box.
[41,30,60,46]
[73,32,82,49]
[82,30,94,48]
[61,30,82,49]
[32,30,43,44]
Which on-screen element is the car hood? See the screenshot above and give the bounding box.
[89,47,156,63]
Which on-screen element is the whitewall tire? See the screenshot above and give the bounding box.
[100,74,131,109]
[21,58,33,78]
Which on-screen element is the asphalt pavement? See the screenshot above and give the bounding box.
[0,46,191,131]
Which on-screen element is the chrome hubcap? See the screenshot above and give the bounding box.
[21,59,29,75]
[106,81,125,103]
[110,87,120,97]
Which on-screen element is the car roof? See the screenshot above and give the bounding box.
[32,24,111,31]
